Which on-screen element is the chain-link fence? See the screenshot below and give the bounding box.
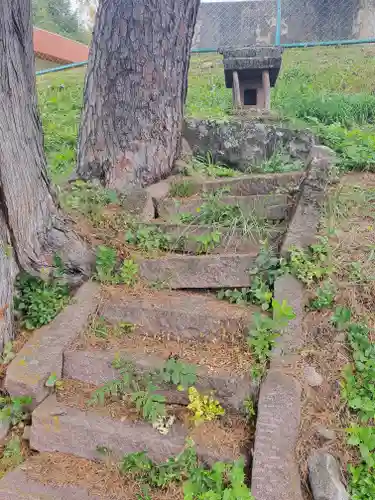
[193,0,375,49]
[32,0,375,75]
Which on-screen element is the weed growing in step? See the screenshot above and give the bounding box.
[120,443,254,499]
[0,437,24,473]
[169,180,197,198]
[0,342,15,365]
[243,397,256,423]
[94,246,139,286]
[149,280,170,291]
[45,372,63,390]
[125,225,182,253]
[287,237,331,285]
[89,315,136,340]
[348,261,367,284]
[118,259,139,287]
[191,153,237,178]
[131,386,166,424]
[159,357,197,390]
[90,359,166,423]
[218,245,282,311]
[120,445,197,490]
[61,180,118,221]
[90,316,109,338]
[91,356,199,428]
[194,230,222,254]
[309,280,336,310]
[115,322,136,335]
[187,387,225,426]
[331,306,352,331]
[94,246,117,283]
[249,151,303,174]
[0,396,32,426]
[247,299,296,378]
[184,458,254,500]
[218,278,273,311]
[178,190,266,234]
[14,272,70,330]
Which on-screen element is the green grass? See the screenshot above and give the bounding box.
[38,70,85,183]
[37,45,375,183]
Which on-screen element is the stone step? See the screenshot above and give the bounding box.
[139,222,285,255]
[30,395,247,466]
[170,171,304,197]
[0,452,172,499]
[0,460,105,499]
[5,282,100,406]
[137,252,258,289]
[157,193,292,222]
[63,348,257,411]
[100,288,255,341]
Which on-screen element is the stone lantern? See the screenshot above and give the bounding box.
[219,46,283,111]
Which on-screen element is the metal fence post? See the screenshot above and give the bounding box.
[275,0,282,46]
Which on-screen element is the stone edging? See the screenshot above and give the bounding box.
[251,145,336,500]
[5,282,100,407]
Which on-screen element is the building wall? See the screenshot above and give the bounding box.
[193,0,370,49]
[33,28,89,65]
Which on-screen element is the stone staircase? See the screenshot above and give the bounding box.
[0,169,310,499]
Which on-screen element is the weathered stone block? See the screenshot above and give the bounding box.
[281,146,336,254]
[63,349,258,411]
[272,274,305,358]
[140,222,284,255]
[184,118,314,171]
[251,370,303,500]
[0,463,105,499]
[5,282,100,406]
[101,289,253,341]
[31,395,186,463]
[30,396,239,465]
[187,171,304,196]
[138,253,258,289]
[146,180,171,202]
[157,194,292,222]
[179,137,193,162]
[119,187,155,221]
[308,452,349,500]
[219,47,284,59]
[223,56,282,72]
[0,421,9,445]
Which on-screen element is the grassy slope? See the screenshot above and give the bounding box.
[37,45,375,183]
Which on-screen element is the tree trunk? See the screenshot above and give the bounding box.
[0,211,18,351]
[0,0,93,345]
[77,0,201,190]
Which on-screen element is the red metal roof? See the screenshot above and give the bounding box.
[33,27,89,64]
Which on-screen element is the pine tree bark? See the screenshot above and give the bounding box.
[77,0,201,190]
[0,0,92,346]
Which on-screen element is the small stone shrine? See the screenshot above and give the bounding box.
[219,46,283,111]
